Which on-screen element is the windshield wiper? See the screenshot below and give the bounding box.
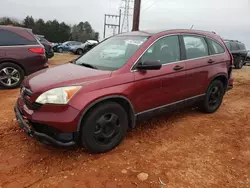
[80,63,98,69]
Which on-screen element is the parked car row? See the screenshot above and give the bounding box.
[69,40,98,55]
[15,29,234,153]
[53,41,83,53]
[52,40,99,55]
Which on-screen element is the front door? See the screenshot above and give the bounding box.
[132,35,187,114]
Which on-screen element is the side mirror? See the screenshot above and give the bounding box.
[136,60,162,70]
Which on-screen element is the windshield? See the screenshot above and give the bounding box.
[62,42,70,46]
[75,36,148,71]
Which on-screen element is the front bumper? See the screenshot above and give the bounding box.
[14,104,77,147]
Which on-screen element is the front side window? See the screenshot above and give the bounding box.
[0,29,36,46]
[183,35,209,59]
[140,35,180,65]
[207,39,225,54]
[75,36,148,71]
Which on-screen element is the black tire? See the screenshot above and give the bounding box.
[76,49,83,55]
[80,102,128,153]
[0,62,25,89]
[200,80,225,113]
[235,57,244,69]
[58,48,63,53]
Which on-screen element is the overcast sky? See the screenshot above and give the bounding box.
[1,0,250,48]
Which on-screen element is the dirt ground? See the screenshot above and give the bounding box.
[0,53,249,188]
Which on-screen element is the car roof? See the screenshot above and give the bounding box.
[117,29,218,37]
[0,25,31,31]
[223,39,244,44]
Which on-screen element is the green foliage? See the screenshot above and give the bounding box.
[0,16,99,43]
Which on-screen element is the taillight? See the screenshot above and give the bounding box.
[29,47,45,54]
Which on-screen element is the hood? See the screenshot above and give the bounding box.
[23,63,111,93]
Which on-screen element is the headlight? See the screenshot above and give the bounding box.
[35,86,82,104]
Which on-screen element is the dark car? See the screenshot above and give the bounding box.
[0,26,48,89]
[15,29,233,153]
[246,51,250,62]
[35,35,54,61]
[224,40,248,69]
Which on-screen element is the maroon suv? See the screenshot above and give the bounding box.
[0,26,48,89]
[15,29,233,153]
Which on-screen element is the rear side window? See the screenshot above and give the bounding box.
[238,43,246,50]
[207,39,225,54]
[183,35,209,59]
[230,42,239,51]
[0,29,37,46]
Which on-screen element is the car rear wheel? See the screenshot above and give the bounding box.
[80,102,128,153]
[235,57,244,69]
[0,62,24,89]
[76,49,83,55]
[200,80,225,113]
[58,48,63,53]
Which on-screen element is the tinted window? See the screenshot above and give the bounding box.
[0,29,37,46]
[230,42,239,51]
[207,39,225,54]
[183,35,209,59]
[238,43,246,50]
[141,35,180,65]
[40,38,49,43]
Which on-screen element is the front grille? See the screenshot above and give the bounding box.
[21,87,42,110]
[23,97,42,110]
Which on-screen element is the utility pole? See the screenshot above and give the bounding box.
[103,9,122,39]
[120,0,134,32]
[132,0,141,31]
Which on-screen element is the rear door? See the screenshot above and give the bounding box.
[180,35,215,98]
[181,34,228,99]
[133,35,187,113]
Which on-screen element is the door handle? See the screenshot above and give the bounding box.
[173,65,184,70]
[207,59,215,63]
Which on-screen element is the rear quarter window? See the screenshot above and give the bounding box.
[207,38,225,54]
[238,43,246,50]
[0,29,37,46]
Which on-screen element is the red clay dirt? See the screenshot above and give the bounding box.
[0,54,249,188]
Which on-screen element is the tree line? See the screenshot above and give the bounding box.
[0,16,99,43]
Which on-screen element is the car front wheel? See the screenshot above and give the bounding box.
[80,102,128,153]
[76,49,83,55]
[200,80,225,113]
[58,48,63,53]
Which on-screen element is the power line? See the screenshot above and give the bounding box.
[141,0,157,12]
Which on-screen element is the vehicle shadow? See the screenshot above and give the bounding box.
[39,106,200,155]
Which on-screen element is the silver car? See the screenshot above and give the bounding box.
[70,40,98,55]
